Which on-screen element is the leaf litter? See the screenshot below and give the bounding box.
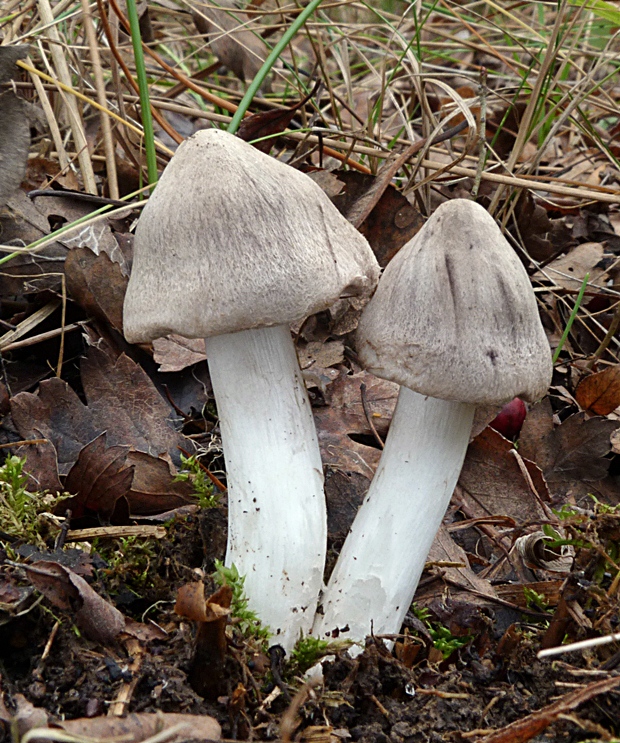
[0,2,619,742]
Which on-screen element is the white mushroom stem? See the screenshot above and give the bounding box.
[205,324,326,652]
[312,386,475,646]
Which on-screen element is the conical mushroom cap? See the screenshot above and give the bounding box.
[123,129,379,343]
[357,199,552,405]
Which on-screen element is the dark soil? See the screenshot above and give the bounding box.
[1,503,618,743]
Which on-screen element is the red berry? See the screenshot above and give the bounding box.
[489,397,527,440]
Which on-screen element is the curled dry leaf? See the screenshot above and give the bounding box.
[575,365,620,416]
[176,582,232,699]
[514,532,573,573]
[23,561,125,644]
[34,712,221,742]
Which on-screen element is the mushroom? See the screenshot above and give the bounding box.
[312,198,552,646]
[123,129,379,651]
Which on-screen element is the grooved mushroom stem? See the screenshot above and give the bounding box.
[205,324,326,652]
[312,387,475,645]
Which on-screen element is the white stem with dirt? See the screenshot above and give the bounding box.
[205,324,326,652]
[312,387,475,646]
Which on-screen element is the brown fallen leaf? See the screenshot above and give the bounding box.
[479,675,620,743]
[0,191,67,298]
[125,451,195,515]
[81,346,187,464]
[23,561,126,644]
[37,712,221,742]
[457,427,550,524]
[534,242,607,291]
[332,171,424,268]
[16,438,63,493]
[543,413,618,483]
[11,377,101,475]
[65,247,129,332]
[575,365,620,416]
[59,433,134,522]
[426,525,497,598]
[324,468,368,544]
[514,192,573,264]
[313,370,398,478]
[31,193,129,270]
[9,694,49,740]
[237,83,319,152]
[153,335,207,372]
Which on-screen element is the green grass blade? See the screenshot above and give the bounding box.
[553,273,589,363]
[568,0,620,24]
[227,0,325,134]
[125,0,158,186]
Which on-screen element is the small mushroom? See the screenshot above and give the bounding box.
[312,199,552,646]
[123,129,379,650]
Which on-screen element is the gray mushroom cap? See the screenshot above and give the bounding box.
[123,129,379,343]
[357,199,552,405]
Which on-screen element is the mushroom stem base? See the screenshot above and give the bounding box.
[312,387,475,646]
[205,324,326,652]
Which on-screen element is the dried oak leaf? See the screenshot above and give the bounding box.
[575,365,620,416]
[11,354,193,512]
[59,433,134,522]
[65,248,128,332]
[23,561,125,644]
[456,427,550,523]
[81,346,186,464]
[11,377,100,475]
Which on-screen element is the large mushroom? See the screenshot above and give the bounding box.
[312,198,552,645]
[123,129,379,651]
